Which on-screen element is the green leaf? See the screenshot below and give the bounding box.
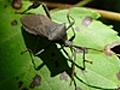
[0,1,120,90]
[51,7,120,89]
[0,1,73,90]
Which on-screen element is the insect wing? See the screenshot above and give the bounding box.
[21,14,53,38]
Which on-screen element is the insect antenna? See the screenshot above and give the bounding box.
[16,1,51,19]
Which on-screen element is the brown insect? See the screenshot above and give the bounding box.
[20,2,75,46]
[19,1,94,88]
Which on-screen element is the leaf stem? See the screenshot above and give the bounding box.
[43,0,92,8]
[86,7,120,21]
[43,0,120,21]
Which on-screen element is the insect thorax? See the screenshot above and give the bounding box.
[48,23,67,44]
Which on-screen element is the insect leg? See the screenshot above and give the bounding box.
[66,12,75,41]
[41,3,51,19]
[73,45,93,70]
[35,42,52,55]
[82,48,92,70]
[61,47,83,70]
[21,48,44,70]
[61,46,77,86]
[16,1,41,14]
[62,46,84,89]
[69,47,76,86]
[33,42,53,70]
[21,37,52,71]
[63,46,76,85]
[27,1,51,19]
[16,1,51,19]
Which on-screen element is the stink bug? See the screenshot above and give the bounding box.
[19,1,93,86]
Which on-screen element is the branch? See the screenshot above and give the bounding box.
[86,7,120,21]
[43,0,120,21]
[44,0,92,8]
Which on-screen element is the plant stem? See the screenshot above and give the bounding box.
[44,0,120,21]
[86,7,120,21]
